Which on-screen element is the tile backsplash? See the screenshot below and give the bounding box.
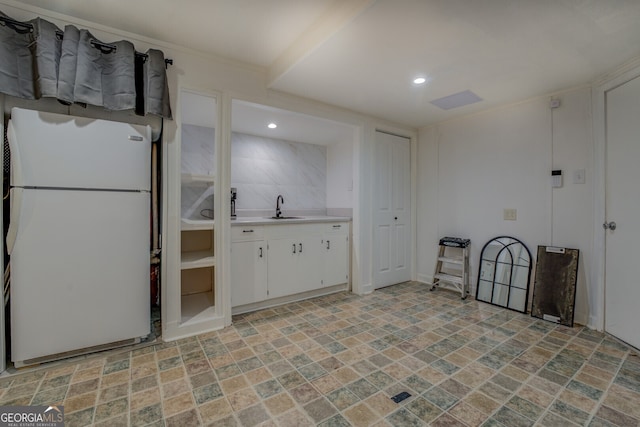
[181,124,215,221]
[181,124,215,176]
[181,126,328,219]
[231,132,326,215]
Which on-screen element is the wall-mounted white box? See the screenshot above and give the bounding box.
[573,169,585,184]
[552,170,563,188]
[504,208,517,221]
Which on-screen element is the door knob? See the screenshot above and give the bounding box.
[603,221,617,231]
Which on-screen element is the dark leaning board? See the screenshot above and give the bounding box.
[531,246,579,327]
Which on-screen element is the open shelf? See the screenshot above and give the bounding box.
[181,173,215,184]
[181,218,214,231]
[180,265,215,324]
[181,251,215,269]
[181,291,216,325]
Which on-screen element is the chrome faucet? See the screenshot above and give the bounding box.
[275,195,284,218]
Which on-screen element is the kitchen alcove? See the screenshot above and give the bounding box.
[229,100,357,310]
[166,94,359,339]
[230,100,356,218]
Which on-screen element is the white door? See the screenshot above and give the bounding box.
[10,188,150,363]
[373,131,411,288]
[268,235,324,298]
[8,108,151,191]
[324,234,349,287]
[604,73,640,349]
[297,235,325,291]
[231,240,267,307]
[267,238,301,299]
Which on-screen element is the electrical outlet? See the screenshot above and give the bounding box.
[504,208,517,221]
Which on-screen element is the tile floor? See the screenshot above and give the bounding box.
[0,281,639,426]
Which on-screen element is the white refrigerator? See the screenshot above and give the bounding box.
[7,107,151,367]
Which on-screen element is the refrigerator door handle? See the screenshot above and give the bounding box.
[6,188,21,254]
[7,120,22,187]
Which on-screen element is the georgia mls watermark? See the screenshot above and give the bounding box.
[0,406,64,427]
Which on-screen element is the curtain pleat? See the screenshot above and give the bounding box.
[0,11,172,118]
[0,12,37,99]
[32,17,62,99]
[74,30,137,110]
[144,49,172,119]
[57,25,80,105]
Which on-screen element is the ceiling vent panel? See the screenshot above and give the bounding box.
[430,90,483,110]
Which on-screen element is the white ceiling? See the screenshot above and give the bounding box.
[231,101,357,146]
[181,92,357,146]
[12,0,640,131]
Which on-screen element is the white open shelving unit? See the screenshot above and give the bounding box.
[181,173,215,184]
[180,184,216,326]
[179,93,218,329]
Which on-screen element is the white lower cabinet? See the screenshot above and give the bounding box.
[267,234,324,298]
[230,226,265,307]
[323,223,349,287]
[231,240,267,306]
[231,221,350,309]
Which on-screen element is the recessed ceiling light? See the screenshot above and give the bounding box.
[413,77,427,85]
[267,123,277,129]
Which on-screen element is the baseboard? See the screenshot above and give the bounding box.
[359,282,373,295]
[588,315,603,332]
[417,273,477,298]
[417,273,433,284]
[163,316,226,342]
[231,284,349,315]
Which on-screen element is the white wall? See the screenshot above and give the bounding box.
[549,89,593,327]
[231,132,327,214]
[418,87,593,326]
[0,0,416,336]
[326,140,354,211]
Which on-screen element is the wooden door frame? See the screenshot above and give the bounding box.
[592,60,640,332]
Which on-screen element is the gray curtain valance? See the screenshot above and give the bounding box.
[0,11,172,119]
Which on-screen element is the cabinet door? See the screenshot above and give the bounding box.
[267,234,324,298]
[231,240,267,307]
[298,234,324,292]
[324,234,349,287]
[267,237,300,299]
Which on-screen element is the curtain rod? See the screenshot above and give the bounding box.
[0,15,173,67]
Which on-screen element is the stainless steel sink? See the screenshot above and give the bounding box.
[269,216,303,220]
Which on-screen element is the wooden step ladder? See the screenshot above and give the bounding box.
[431,237,470,299]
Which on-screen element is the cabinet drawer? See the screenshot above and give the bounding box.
[231,225,264,241]
[264,223,325,239]
[323,222,349,234]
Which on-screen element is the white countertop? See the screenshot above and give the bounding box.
[231,216,351,226]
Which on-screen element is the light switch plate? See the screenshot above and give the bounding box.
[573,169,585,184]
[504,208,517,221]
